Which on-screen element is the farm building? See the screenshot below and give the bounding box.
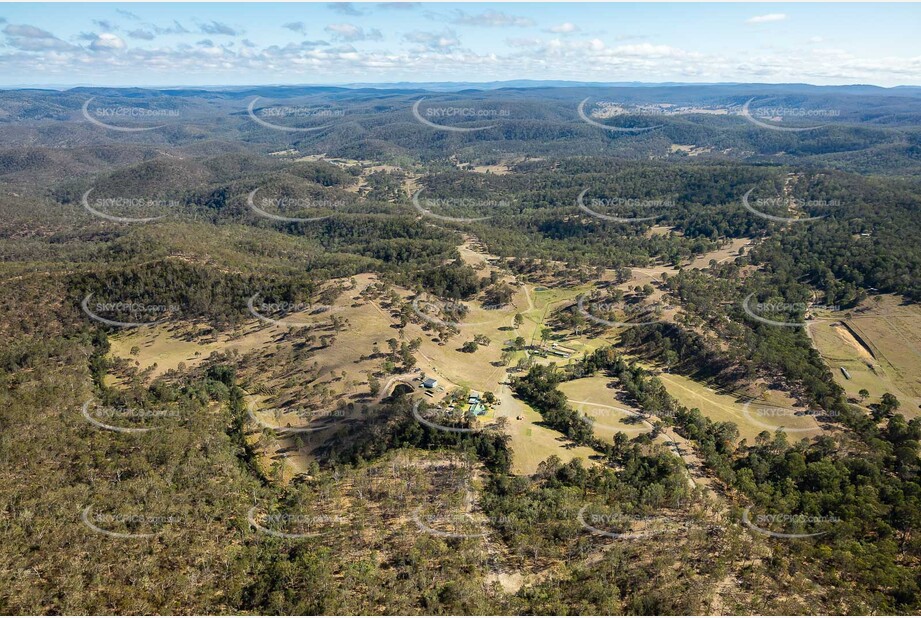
[552,342,577,355]
[422,377,438,389]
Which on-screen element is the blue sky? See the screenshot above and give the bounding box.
[1,3,919,87]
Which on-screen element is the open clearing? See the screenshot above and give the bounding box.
[558,377,651,443]
[808,294,921,416]
[490,376,599,475]
[686,237,752,270]
[108,320,282,381]
[105,233,825,479]
[557,376,717,491]
[109,251,602,477]
[655,372,826,441]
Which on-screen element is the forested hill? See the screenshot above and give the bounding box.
[2,83,921,178]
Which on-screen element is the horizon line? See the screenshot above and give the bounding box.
[4,79,921,92]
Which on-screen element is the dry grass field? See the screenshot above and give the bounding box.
[686,237,752,269]
[558,377,651,443]
[807,294,921,417]
[109,321,279,380]
[489,381,600,475]
[655,372,826,441]
[107,253,602,477]
[105,236,841,482]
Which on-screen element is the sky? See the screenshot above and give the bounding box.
[0,3,919,88]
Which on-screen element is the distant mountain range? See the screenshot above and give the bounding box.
[4,80,921,95]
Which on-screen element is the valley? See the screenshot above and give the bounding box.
[2,78,920,616]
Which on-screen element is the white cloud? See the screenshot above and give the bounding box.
[546,23,579,34]
[328,3,365,17]
[613,43,695,59]
[150,21,190,36]
[0,17,919,87]
[198,20,241,36]
[506,37,545,49]
[325,23,383,42]
[115,9,140,21]
[127,29,156,41]
[283,22,306,35]
[4,24,56,39]
[3,23,75,51]
[404,29,460,52]
[747,14,788,24]
[377,3,420,10]
[89,33,126,52]
[450,10,534,28]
